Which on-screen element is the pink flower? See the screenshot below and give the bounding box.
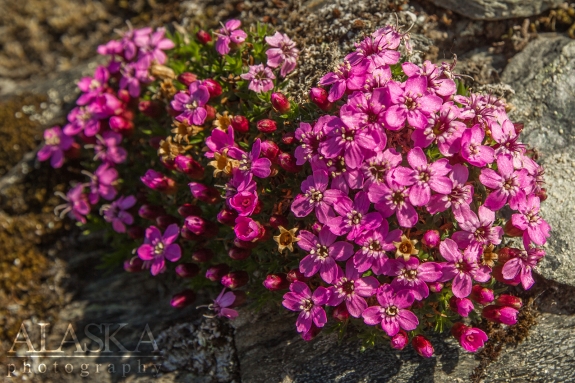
[234,216,262,242]
[343,89,388,135]
[311,156,363,195]
[428,164,474,215]
[265,31,299,77]
[383,77,443,130]
[119,62,150,98]
[387,257,443,300]
[345,27,401,69]
[88,163,118,204]
[171,81,210,125]
[368,175,418,228]
[294,116,330,165]
[215,19,247,55]
[328,260,379,317]
[298,226,354,284]
[329,192,382,241]
[402,60,456,97]
[141,169,172,192]
[362,284,419,337]
[460,125,495,167]
[452,323,488,352]
[482,305,518,325]
[511,195,551,246]
[391,330,409,350]
[480,154,531,211]
[353,220,401,274]
[94,131,127,165]
[282,281,331,334]
[240,64,275,93]
[361,148,402,188]
[227,139,272,178]
[450,296,474,317]
[54,184,91,223]
[411,102,466,156]
[490,119,526,168]
[362,67,392,92]
[229,190,259,217]
[291,170,345,224]
[319,61,368,102]
[212,288,239,319]
[134,27,175,67]
[77,66,109,105]
[439,239,491,298]
[137,224,181,276]
[37,126,73,168]
[205,128,236,158]
[502,238,545,289]
[101,195,136,233]
[452,205,503,248]
[64,102,107,137]
[402,147,453,206]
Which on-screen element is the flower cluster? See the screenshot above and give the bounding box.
[282,26,549,355]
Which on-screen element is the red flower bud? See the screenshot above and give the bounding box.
[196,30,212,44]
[231,115,250,133]
[422,230,440,248]
[391,329,409,350]
[482,305,519,325]
[332,304,350,322]
[117,89,131,103]
[412,335,434,358]
[205,104,216,121]
[286,269,309,283]
[138,204,166,220]
[177,72,198,87]
[177,203,202,217]
[217,208,238,226]
[537,187,548,202]
[155,214,180,230]
[278,152,302,173]
[449,296,474,317]
[257,119,277,133]
[504,220,524,237]
[470,285,494,305]
[205,264,230,282]
[513,122,524,135]
[175,263,200,278]
[260,140,280,161]
[171,289,196,308]
[124,256,144,272]
[138,100,162,118]
[181,227,202,241]
[495,294,523,309]
[191,248,215,263]
[221,271,249,289]
[189,182,221,204]
[228,247,251,260]
[160,157,178,171]
[263,273,290,291]
[271,92,290,113]
[175,155,204,179]
[127,226,145,240]
[269,214,289,228]
[282,132,296,145]
[309,87,332,111]
[202,79,223,98]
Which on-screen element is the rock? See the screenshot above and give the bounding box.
[429,0,564,20]
[502,34,575,287]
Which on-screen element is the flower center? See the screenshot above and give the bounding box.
[391,190,406,206]
[405,97,417,110]
[312,244,330,259]
[417,169,430,183]
[369,240,382,252]
[348,210,362,225]
[469,143,479,155]
[399,242,413,254]
[340,127,355,142]
[386,305,399,316]
[301,298,313,312]
[154,242,165,255]
[186,100,199,110]
[308,187,323,202]
[279,232,293,246]
[46,135,61,146]
[402,268,418,281]
[337,278,355,295]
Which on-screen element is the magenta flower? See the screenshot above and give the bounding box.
[64,102,107,137]
[362,66,392,92]
[361,148,402,188]
[402,61,456,97]
[319,116,382,169]
[353,220,401,274]
[291,170,345,224]
[134,27,175,67]
[383,77,443,130]
[345,27,401,69]
[87,163,118,204]
[234,216,262,242]
[229,190,259,216]
[227,139,272,178]
[119,62,150,98]
[452,323,488,352]
[282,281,331,334]
[428,164,474,215]
[212,288,239,320]
[368,176,418,228]
[77,66,109,105]
[343,89,388,134]
[240,64,276,93]
[311,156,363,194]
[265,31,299,77]
[137,224,181,276]
[460,125,495,167]
[439,239,491,298]
[452,206,503,248]
[119,26,152,60]
[328,260,379,318]
[482,305,518,325]
[502,239,545,290]
[450,297,474,317]
[319,61,368,102]
[54,184,90,224]
[403,147,452,206]
[171,82,210,125]
[491,119,526,168]
[387,257,443,300]
[362,284,419,337]
[294,116,331,165]
[205,127,236,158]
[94,131,127,165]
[224,170,256,202]
[141,169,171,191]
[511,195,551,246]
[329,192,382,241]
[101,195,136,233]
[411,102,466,156]
[37,126,73,168]
[298,226,354,284]
[215,19,247,55]
[480,154,531,210]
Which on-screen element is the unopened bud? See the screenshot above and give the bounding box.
[221,271,249,289]
[257,119,277,133]
[271,92,290,113]
[124,256,144,272]
[177,203,202,217]
[482,305,519,325]
[422,230,441,248]
[309,87,332,111]
[138,204,165,221]
[177,72,198,86]
[391,329,409,350]
[263,273,289,291]
[202,79,223,98]
[495,294,523,310]
[470,285,494,305]
[191,248,215,263]
[231,115,250,133]
[175,263,200,278]
[412,335,434,358]
[228,247,251,260]
[205,264,230,282]
[278,152,302,173]
[171,289,196,308]
[260,140,280,161]
[196,30,212,44]
[332,304,350,322]
[155,214,180,230]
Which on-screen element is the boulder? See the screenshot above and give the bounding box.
[429,0,564,20]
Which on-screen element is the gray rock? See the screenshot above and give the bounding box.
[429,0,564,20]
[502,34,575,287]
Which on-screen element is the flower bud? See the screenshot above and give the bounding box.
[309,87,332,111]
[124,256,144,272]
[234,217,263,242]
[271,92,290,113]
[482,305,519,325]
[470,285,494,305]
[286,269,309,283]
[495,294,523,310]
[205,264,230,282]
[155,214,180,230]
[141,169,176,193]
[449,296,474,317]
[311,222,323,233]
[282,132,296,145]
[177,72,198,86]
[175,263,200,278]
[391,329,409,350]
[537,187,548,202]
[149,136,164,149]
[257,119,277,133]
[497,247,520,263]
[428,281,444,293]
[269,214,289,229]
[202,79,223,98]
[263,273,289,291]
[332,304,350,322]
[178,203,202,217]
[117,89,131,103]
[185,215,208,235]
[233,237,258,249]
[138,204,166,220]
[171,289,196,308]
[217,208,238,226]
[228,247,251,260]
[189,182,221,204]
[196,30,212,44]
[180,227,201,241]
[205,105,216,121]
[260,140,280,161]
[160,156,178,171]
[231,115,250,133]
[221,271,249,289]
[492,264,521,286]
[451,323,488,352]
[138,100,162,118]
[422,230,441,248]
[278,152,302,173]
[175,155,204,179]
[191,248,215,263]
[412,335,434,358]
[302,325,321,341]
[504,220,524,237]
[230,290,247,307]
[127,226,145,240]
